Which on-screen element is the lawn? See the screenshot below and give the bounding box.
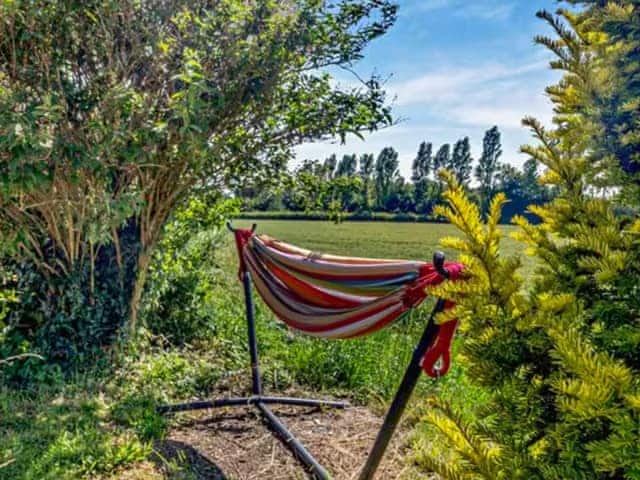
[233,219,534,276]
[1,220,533,479]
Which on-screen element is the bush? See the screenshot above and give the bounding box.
[416,170,640,479]
[142,197,239,345]
[235,210,442,223]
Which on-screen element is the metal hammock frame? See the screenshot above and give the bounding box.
[159,222,453,480]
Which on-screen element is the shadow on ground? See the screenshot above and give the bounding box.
[153,439,229,479]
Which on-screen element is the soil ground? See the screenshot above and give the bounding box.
[118,390,432,480]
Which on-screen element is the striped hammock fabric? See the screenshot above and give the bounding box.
[233,229,463,377]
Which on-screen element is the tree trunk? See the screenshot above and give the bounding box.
[128,249,152,335]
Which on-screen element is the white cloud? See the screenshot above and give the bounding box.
[389,61,547,108]
[386,60,555,129]
[295,59,559,178]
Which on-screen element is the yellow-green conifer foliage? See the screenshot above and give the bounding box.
[417,2,640,478]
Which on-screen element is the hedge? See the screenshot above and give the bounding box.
[235,210,444,223]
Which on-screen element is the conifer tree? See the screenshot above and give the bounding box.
[417,3,640,479]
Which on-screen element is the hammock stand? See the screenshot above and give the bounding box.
[158,222,459,480]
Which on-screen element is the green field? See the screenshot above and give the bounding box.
[234,219,534,276]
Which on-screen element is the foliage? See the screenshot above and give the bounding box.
[242,129,552,220]
[450,137,473,187]
[475,126,503,217]
[375,146,401,210]
[0,0,396,360]
[412,142,435,213]
[0,338,241,480]
[142,197,239,345]
[416,2,640,477]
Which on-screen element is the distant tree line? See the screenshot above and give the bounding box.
[238,126,555,222]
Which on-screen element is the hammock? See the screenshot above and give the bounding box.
[160,224,466,480]
[233,228,463,377]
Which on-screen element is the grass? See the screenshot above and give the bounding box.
[1,220,532,479]
[233,219,535,277]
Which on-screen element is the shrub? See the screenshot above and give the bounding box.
[0,0,396,362]
[142,197,238,345]
[415,1,640,475]
[416,170,640,479]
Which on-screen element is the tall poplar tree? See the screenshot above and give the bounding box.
[412,141,433,213]
[475,126,503,216]
[433,144,451,202]
[451,137,473,187]
[374,146,399,210]
[335,154,358,177]
[359,153,375,210]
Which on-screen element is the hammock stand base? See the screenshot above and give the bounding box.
[158,225,449,480]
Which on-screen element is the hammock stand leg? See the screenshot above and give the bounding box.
[158,271,345,480]
[357,298,445,480]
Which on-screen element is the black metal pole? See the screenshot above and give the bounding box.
[257,402,331,480]
[358,252,449,480]
[157,397,258,414]
[242,271,262,396]
[156,395,348,414]
[259,396,347,408]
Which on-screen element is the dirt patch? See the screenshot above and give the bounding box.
[150,394,425,480]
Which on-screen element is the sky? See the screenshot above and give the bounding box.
[295,0,561,179]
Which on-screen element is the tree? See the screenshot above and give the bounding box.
[359,153,376,211]
[412,141,432,183]
[520,157,544,202]
[450,137,473,187]
[412,141,433,213]
[433,144,451,175]
[432,144,451,203]
[419,3,640,478]
[475,126,503,216]
[335,154,358,177]
[0,0,397,359]
[374,147,400,210]
[323,154,338,181]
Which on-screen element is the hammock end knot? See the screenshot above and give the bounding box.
[232,228,256,280]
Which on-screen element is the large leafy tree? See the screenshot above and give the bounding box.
[0,0,397,358]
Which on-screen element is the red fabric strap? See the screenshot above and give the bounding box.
[233,229,255,280]
[419,262,463,378]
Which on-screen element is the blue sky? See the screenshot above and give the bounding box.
[296,0,561,178]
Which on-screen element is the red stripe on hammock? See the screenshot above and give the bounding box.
[255,253,364,309]
[255,240,422,282]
